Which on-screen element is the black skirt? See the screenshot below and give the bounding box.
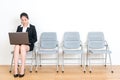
[29,44,34,51]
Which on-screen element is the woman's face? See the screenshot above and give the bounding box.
[21,16,29,26]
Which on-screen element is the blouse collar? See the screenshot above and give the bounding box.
[20,23,30,28]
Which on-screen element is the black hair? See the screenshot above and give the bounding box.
[20,12,29,19]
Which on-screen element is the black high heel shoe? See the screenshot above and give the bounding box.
[19,74,25,78]
[19,69,25,78]
[14,68,19,78]
[14,74,19,77]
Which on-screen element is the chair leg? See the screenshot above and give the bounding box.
[86,51,88,67]
[56,53,59,73]
[62,53,64,73]
[82,54,86,73]
[9,54,14,73]
[56,62,58,73]
[104,53,107,67]
[80,54,82,67]
[83,65,86,73]
[89,57,92,73]
[39,54,42,67]
[35,52,37,67]
[108,53,114,73]
[35,53,39,72]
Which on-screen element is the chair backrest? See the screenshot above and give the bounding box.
[40,32,57,49]
[87,32,105,49]
[63,32,81,49]
[88,32,104,41]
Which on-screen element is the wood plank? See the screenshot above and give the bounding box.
[0,65,120,80]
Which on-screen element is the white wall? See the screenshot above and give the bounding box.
[0,0,120,65]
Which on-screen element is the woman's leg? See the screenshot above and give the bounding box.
[14,45,20,74]
[20,45,30,74]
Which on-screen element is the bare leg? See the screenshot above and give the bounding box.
[14,45,20,74]
[20,45,29,74]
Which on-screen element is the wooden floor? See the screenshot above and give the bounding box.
[0,65,120,80]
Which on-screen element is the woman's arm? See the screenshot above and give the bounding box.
[29,25,37,44]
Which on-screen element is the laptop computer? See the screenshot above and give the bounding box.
[8,32,29,45]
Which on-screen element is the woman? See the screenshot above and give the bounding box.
[14,12,37,77]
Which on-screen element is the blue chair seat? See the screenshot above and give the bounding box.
[38,50,58,54]
[63,50,83,54]
[89,50,111,54]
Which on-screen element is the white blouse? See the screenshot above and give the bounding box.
[22,27,27,32]
[21,24,30,32]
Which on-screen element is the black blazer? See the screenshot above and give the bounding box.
[16,24,37,51]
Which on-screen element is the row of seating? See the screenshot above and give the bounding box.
[9,32,113,73]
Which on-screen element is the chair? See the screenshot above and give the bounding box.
[87,32,113,73]
[9,49,36,73]
[35,32,59,72]
[61,32,85,73]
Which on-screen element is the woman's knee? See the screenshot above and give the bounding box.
[20,45,26,50]
[21,45,29,51]
[14,45,20,50]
